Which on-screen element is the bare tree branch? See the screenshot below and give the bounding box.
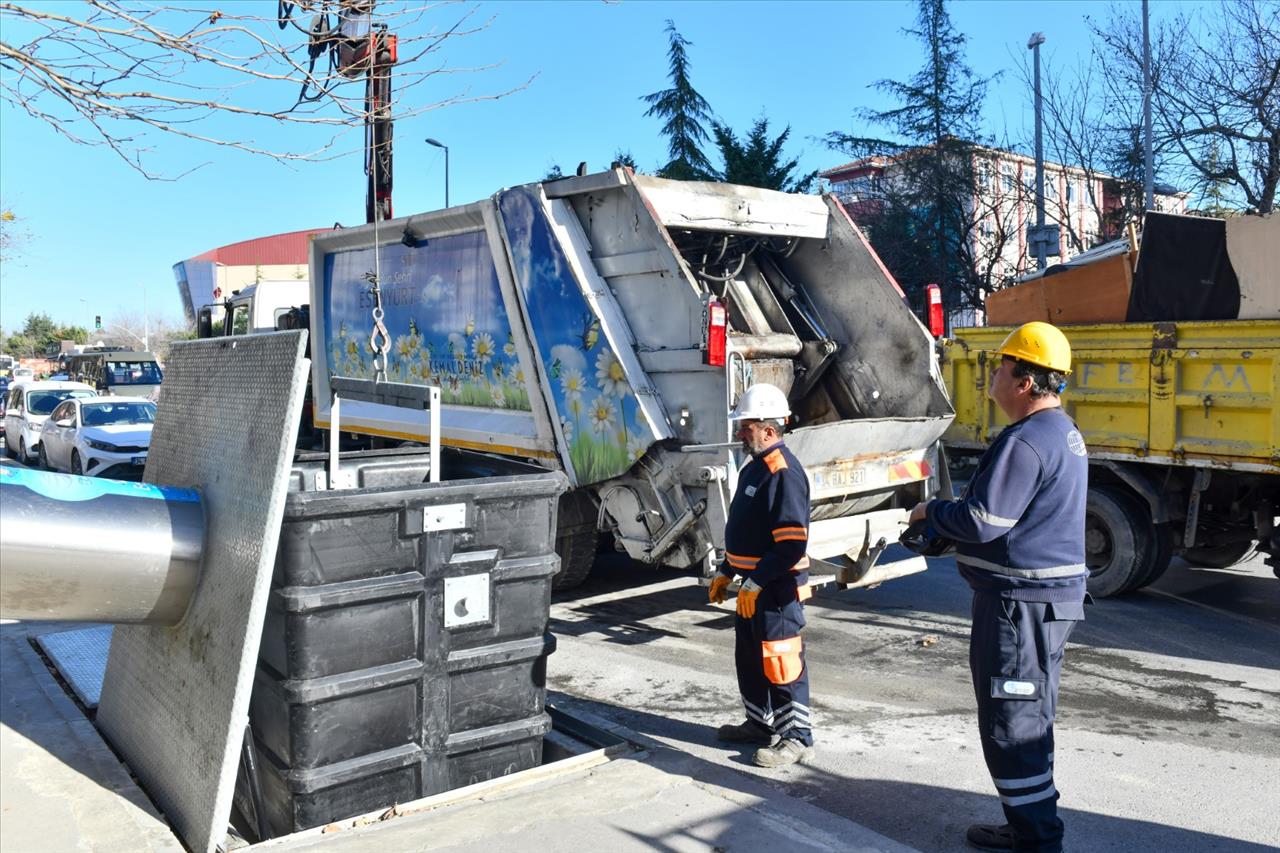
[1090,0,1279,213]
[0,1,532,178]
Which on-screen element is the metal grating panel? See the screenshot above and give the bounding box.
[96,332,308,853]
[36,625,113,709]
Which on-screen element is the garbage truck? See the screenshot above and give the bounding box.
[307,168,955,588]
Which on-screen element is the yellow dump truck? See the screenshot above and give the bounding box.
[941,320,1279,596]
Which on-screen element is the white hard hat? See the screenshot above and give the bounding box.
[729,383,791,421]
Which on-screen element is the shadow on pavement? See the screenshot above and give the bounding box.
[558,546,1279,671]
[555,691,1275,853]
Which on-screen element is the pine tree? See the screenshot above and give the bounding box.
[711,118,817,193]
[826,0,992,309]
[642,21,715,180]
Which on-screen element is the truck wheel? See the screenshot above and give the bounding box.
[1182,541,1257,569]
[553,528,598,590]
[1085,486,1149,598]
[1126,522,1175,591]
[552,491,599,590]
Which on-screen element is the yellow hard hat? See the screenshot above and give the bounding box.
[994,321,1072,374]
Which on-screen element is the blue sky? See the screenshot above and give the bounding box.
[0,0,1201,333]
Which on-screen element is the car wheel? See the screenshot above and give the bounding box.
[19,437,29,465]
[71,450,83,476]
[37,443,49,470]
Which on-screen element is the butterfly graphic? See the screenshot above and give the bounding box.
[550,358,562,379]
[579,313,600,352]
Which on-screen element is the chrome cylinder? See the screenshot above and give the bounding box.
[0,467,204,625]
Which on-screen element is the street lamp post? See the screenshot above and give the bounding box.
[1141,0,1154,211]
[1028,31,1047,272]
[425,138,450,208]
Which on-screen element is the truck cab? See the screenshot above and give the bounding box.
[197,280,309,338]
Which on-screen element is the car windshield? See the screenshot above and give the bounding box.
[105,361,162,386]
[28,390,95,415]
[81,401,157,427]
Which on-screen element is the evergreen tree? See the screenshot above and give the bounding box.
[826,0,992,309]
[642,20,715,180]
[612,149,640,172]
[711,118,817,193]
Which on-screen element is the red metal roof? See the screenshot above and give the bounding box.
[190,228,328,265]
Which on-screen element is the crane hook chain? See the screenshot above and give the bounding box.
[363,270,391,382]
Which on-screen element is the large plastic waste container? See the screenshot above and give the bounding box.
[234,447,567,837]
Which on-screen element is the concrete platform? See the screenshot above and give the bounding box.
[0,620,182,853]
[0,619,915,853]
[251,702,916,853]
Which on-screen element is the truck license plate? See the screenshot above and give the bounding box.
[812,465,866,489]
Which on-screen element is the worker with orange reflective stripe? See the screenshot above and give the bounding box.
[708,383,814,768]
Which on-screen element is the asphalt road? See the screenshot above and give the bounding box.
[548,550,1280,852]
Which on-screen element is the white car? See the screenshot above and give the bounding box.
[39,396,156,479]
[3,380,97,464]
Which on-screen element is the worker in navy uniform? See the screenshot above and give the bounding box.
[910,321,1088,853]
[709,383,815,768]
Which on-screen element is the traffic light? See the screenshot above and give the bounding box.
[94,315,101,330]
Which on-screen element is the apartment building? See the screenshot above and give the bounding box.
[822,144,1187,284]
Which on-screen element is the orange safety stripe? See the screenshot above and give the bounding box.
[772,525,808,542]
[725,552,761,570]
[789,556,811,572]
[763,449,788,473]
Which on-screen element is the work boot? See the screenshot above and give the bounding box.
[752,737,814,768]
[965,823,1014,852]
[716,719,775,745]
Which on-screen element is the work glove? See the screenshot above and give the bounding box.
[735,579,762,619]
[708,573,733,604]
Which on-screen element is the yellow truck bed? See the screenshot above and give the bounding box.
[941,320,1280,473]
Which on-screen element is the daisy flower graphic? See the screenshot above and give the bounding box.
[560,367,586,402]
[472,332,495,363]
[588,396,616,435]
[627,434,649,461]
[595,349,630,397]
